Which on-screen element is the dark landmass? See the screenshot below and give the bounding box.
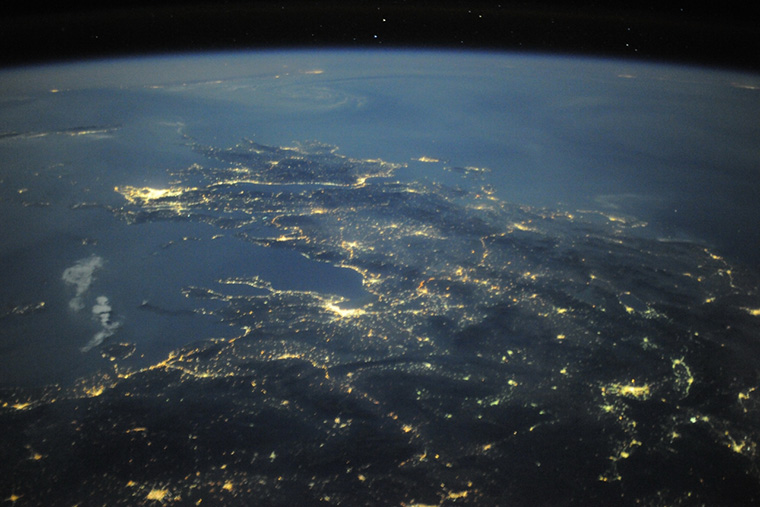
[2,138,760,505]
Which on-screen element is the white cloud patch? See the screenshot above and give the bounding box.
[62,256,121,352]
[82,296,121,352]
[62,255,103,311]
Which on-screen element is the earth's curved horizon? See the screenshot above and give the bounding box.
[1,50,759,505]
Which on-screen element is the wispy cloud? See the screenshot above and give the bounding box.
[82,296,120,352]
[62,255,103,311]
[62,256,121,352]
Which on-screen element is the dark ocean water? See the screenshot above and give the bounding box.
[1,48,759,389]
[1,51,759,505]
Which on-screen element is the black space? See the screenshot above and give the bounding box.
[2,1,759,71]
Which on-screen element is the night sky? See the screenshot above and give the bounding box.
[1,1,759,71]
